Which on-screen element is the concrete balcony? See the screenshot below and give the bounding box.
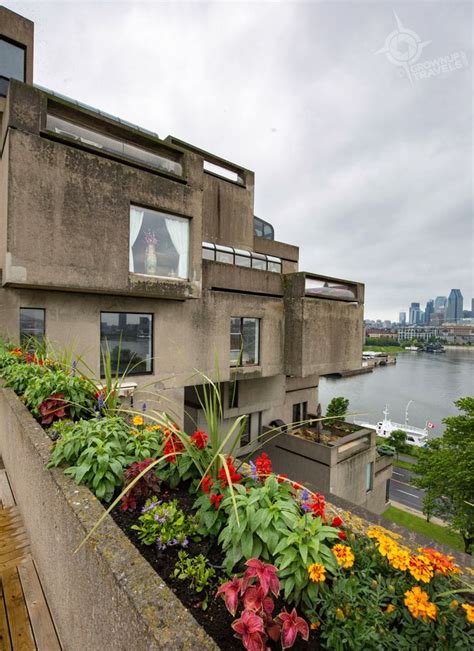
[202,259,284,296]
[284,272,365,377]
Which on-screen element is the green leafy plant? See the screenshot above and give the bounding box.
[171,551,216,608]
[218,476,301,573]
[22,368,96,420]
[1,360,47,395]
[47,416,161,501]
[387,429,408,459]
[132,498,199,548]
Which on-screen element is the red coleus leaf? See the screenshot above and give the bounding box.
[243,586,275,616]
[276,609,309,649]
[232,610,266,651]
[216,576,242,616]
[243,558,280,597]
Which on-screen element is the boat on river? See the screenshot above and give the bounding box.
[355,404,429,447]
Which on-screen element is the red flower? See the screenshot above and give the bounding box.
[202,474,214,494]
[163,431,184,463]
[210,493,224,509]
[216,576,243,616]
[242,559,280,597]
[277,473,289,484]
[231,609,266,651]
[331,516,344,528]
[218,458,242,487]
[276,609,309,649]
[309,493,327,522]
[338,531,348,541]
[190,430,208,449]
[255,453,272,480]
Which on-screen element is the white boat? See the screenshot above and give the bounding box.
[355,403,429,448]
[405,346,421,351]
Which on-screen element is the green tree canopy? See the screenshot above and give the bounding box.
[412,397,474,554]
[326,397,349,423]
[387,429,407,459]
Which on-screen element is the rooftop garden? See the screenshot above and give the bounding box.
[0,341,472,650]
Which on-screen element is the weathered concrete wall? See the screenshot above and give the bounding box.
[0,387,218,651]
[253,236,299,266]
[202,259,284,296]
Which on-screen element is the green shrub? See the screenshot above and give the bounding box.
[171,551,216,608]
[132,498,199,548]
[326,397,349,422]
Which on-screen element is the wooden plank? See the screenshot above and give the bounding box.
[0,471,15,508]
[0,548,31,571]
[2,567,35,651]
[18,560,61,651]
[0,578,12,651]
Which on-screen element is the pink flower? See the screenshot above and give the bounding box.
[231,610,266,651]
[276,609,309,649]
[242,559,280,597]
[216,576,243,616]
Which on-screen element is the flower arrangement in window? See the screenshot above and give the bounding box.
[144,230,159,275]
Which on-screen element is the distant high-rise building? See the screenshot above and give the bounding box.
[399,311,406,325]
[434,296,447,311]
[424,300,434,325]
[471,298,474,314]
[446,289,463,323]
[409,302,421,325]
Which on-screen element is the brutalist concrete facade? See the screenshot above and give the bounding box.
[0,6,365,454]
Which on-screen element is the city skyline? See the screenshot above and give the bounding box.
[2,1,472,321]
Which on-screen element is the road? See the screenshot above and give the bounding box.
[389,464,426,512]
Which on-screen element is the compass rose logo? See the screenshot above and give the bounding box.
[376,13,431,83]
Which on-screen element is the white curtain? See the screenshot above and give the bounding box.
[165,216,189,278]
[129,207,144,272]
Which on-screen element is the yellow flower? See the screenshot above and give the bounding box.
[385,604,395,614]
[449,599,459,610]
[332,544,355,569]
[461,603,474,624]
[404,586,437,622]
[308,563,326,583]
[145,424,161,431]
[336,608,344,620]
[408,555,434,583]
[387,547,410,572]
[130,429,140,437]
[310,621,320,631]
[133,415,144,426]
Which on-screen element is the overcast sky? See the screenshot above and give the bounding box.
[5,0,472,320]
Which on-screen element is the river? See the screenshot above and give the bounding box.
[318,348,473,437]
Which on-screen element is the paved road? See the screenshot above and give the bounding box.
[389,465,426,512]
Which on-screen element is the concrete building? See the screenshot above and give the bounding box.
[0,7,365,458]
[446,289,463,323]
[398,326,440,342]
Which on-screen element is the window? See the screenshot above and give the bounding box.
[100,312,153,376]
[230,318,260,367]
[46,115,183,176]
[292,402,308,424]
[201,243,281,273]
[203,160,245,185]
[253,216,274,240]
[228,380,239,409]
[240,412,262,448]
[366,462,374,492]
[0,37,25,96]
[20,308,45,345]
[130,206,189,279]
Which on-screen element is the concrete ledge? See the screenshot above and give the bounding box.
[0,387,218,651]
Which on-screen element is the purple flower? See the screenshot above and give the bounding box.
[98,394,105,410]
[181,538,189,547]
[71,359,77,376]
[154,515,167,523]
[142,402,147,413]
[156,536,166,551]
[302,503,311,512]
[168,538,178,546]
[301,488,309,502]
[249,460,258,482]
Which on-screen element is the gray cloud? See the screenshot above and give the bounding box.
[5,0,472,319]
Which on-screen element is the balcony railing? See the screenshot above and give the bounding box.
[202,242,282,273]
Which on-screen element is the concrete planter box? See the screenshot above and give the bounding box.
[0,387,218,651]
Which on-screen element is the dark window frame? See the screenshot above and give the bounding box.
[0,35,26,87]
[19,307,45,345]
[230,317,261,367]
[100,311,154,377]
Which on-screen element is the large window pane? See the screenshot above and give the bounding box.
[100,312,152,375]
[230,317,260,367]
[20,308,45,345]
[130,206,189,279]
[0,38,25,84]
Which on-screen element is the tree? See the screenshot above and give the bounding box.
[412,397,474,554]
[326,397,349,423]
[387,429,407,459]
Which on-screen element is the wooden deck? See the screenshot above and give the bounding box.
[0,466,61,650]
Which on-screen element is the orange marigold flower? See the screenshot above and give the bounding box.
[332,544,355,569]
[310,621,320,631]
[408,555,434,583]
[404,586,438,622]
[308,563,326,583]
[385,604,395,614]
[461,603,474,624]
[132,415,144,426]
[336,608,344,620]
[449,600,459,610]
[387,547,410,572]
[419,547,461,576]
